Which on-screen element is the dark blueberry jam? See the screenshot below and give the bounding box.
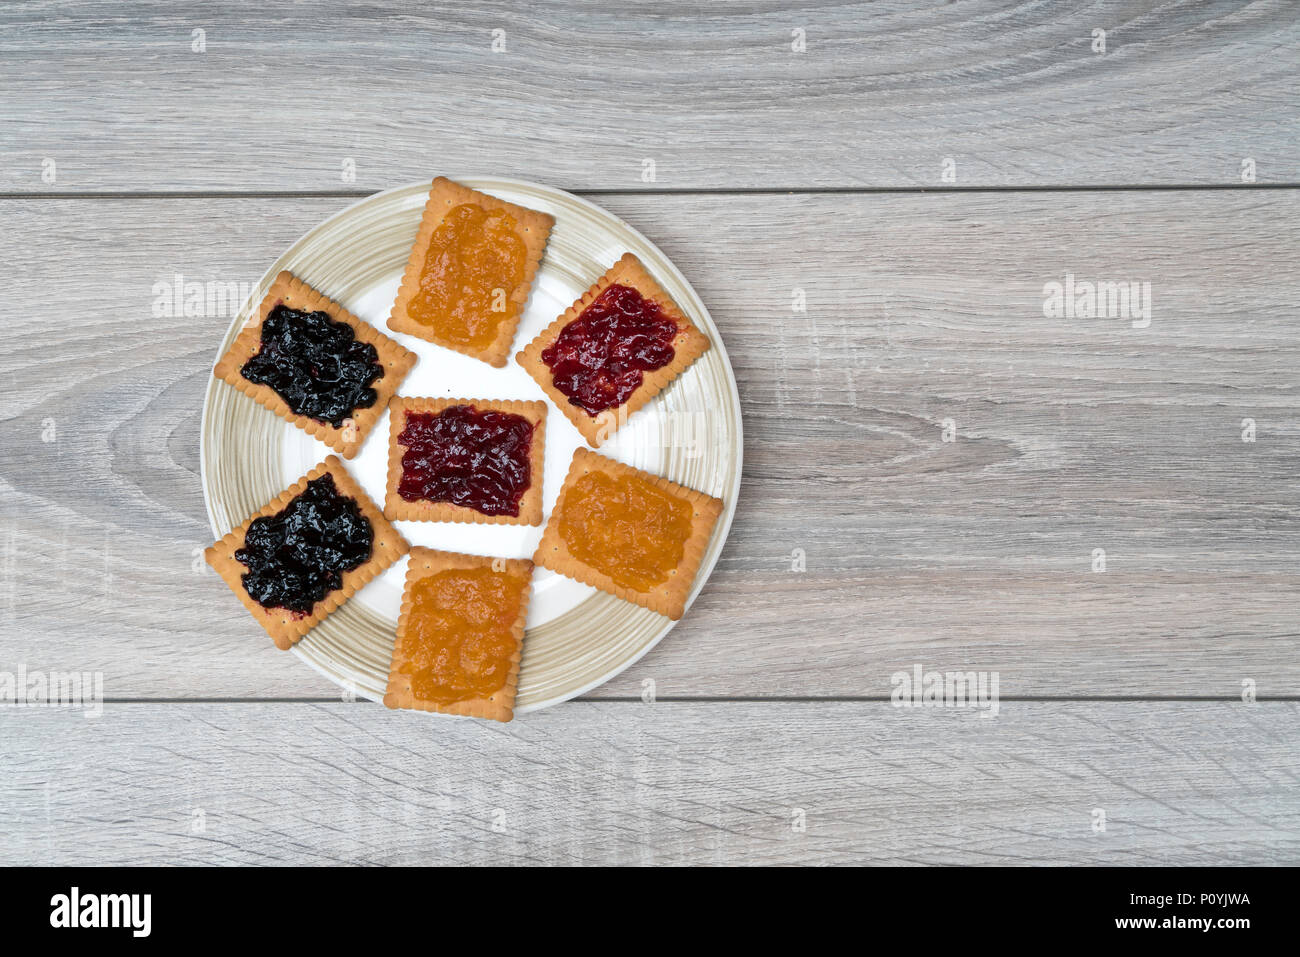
[241,304,383,427]
[235,473,374,614]
[397,405,535,517]
[541,283,678,416]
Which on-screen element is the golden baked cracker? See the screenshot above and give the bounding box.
[533,448,722,620]
[516,252,711,446]
[384,396,547,526]
[388,177,554,367]
[205,456,409,650]
[213,271,417,459]
[383,547,533,722]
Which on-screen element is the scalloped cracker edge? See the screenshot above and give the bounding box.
[213,271,417,458]
[384,396,547,526]
[383,546,533,722]
[387,177,554,367]
[204,456,410,650]
[515,252,710,446]
[533,449,722,620]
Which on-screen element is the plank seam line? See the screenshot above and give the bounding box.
[1,184,1298,201]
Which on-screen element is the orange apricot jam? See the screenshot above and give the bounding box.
[408,203,527,349]
[557,471,693,592]
[396,565,529,704]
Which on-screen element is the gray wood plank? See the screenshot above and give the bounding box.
[1,189,1297,699]
[1,1,1296,191]
[2,701,1295,865]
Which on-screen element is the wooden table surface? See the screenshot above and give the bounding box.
[2,1,1298,865]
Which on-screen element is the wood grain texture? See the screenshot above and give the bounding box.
[0,189,1296,699]
[1,1,1296,191]
[2,701,1295,865]
[1,4,1296,867]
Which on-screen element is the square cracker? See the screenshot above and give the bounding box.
[533,448,723,620]
[213,270,417,459]
[516,252,711,446]
[383,547,533,722]
[384,396,547,526]
[387,177,554,367]
[205,456,409,650]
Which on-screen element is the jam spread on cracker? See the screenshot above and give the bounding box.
[241,304,383,427]
[557,470,693,591]
[397,405,535,517]
[408,203,528,350]
[541,283,679,416]
[235,473,374,614]
[396,565,528,704]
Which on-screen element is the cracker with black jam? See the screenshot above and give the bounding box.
[214,271,417,458]
[205,456,409,649]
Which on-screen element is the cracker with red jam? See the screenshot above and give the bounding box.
[534,449,722,620]
[388,177,554,367]
[384,396,547,526]
[214,271,417,459]
[516,253,711,446]
[205,456,409,650]
[384,547,533,723]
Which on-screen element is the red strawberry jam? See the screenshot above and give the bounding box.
[397,405,535,517]
[541,283,678,416]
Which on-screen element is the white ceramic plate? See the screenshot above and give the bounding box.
[200,177,742,713]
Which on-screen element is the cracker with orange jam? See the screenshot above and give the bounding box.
[384,396,547,526]
[534,449,722,620]
[516,253,710,446]
[205,456,409,650]
[214,271,416,459]
[388,177,554,367]
[384,548,533,722]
